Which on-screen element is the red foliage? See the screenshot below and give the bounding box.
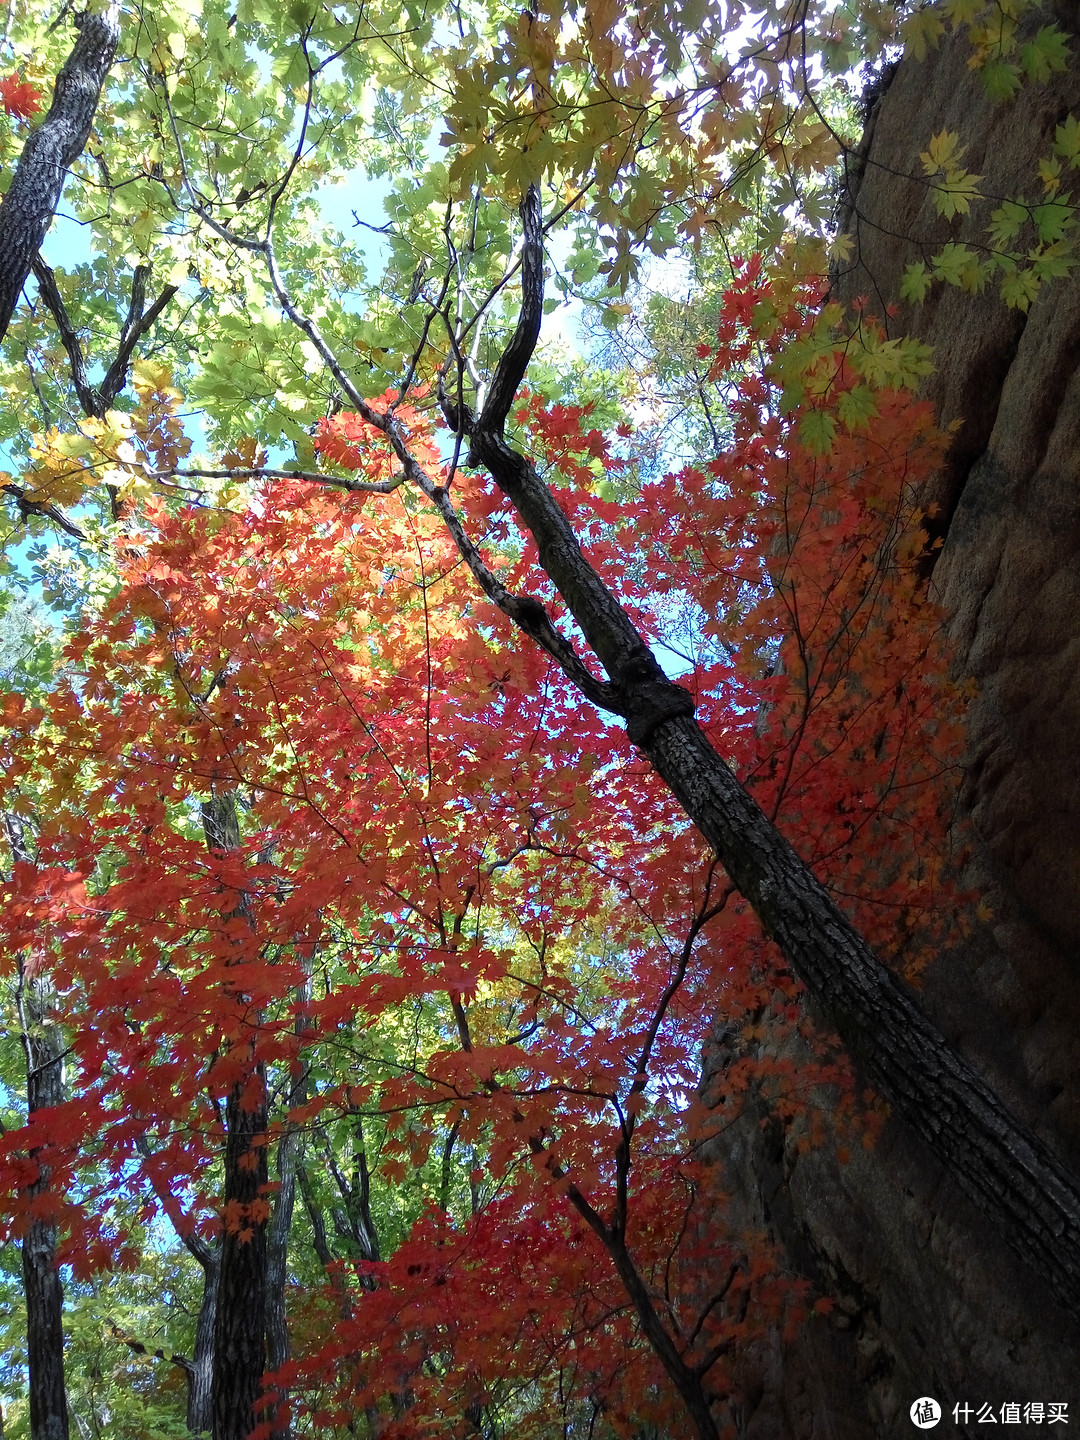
[0,73,42,119]
[0,267,967,1434]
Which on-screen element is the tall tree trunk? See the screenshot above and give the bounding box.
[213,1079,269,1440]
[202,794,269,1440]
[5,811,70,1440]
[264,1138,296,1440]
[0,4,121,343]
[17,966,69,1440]
[187,1243,220,1435]
[265,958,315,1440]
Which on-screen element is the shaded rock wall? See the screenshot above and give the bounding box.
[699,6,1080,1430]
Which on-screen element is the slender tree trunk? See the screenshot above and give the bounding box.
[264,1140,296,1439]
[265,961,315,1440]
[17,966,70,1440]
[202,794,269,1440]
[0,4,120,343]
[187,1245,220,1435]
[5,811,69,1440]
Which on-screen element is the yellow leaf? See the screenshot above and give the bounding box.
[920,130,964,177]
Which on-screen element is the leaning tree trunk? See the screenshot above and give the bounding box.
[0,4,120,343]
[692,2,1080,1432]
[257,99,1080,1435]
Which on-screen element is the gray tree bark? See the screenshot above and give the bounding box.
[0,4,120,344]
[17,970,69,1440]
[6,812,69,1440]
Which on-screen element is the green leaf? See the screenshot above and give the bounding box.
[799,408,837,455]
[932,170,982,219]
[1000,266,1040,311]
[902,7,944,61]
[931,242,981,289]
[1029,244,1075,283]
[1033,196,1075,245]
[988,199,1028,252]
[899,261,932,305]
[1054,114,1080,166]
[1020,26,1070,83]
[836,385,878,432]
[980,60,1022,102]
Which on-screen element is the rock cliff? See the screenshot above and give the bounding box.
[699,6,1080,1430]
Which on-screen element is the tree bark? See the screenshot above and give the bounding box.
[452,187,1080,1316]
[213,1079,269,1440]
[5,810,70,1440]
[17,968,70,1440]
[202,794,269,1440]
[265,961,315,1440]
[0,4,121,343]
[187,1241,220,1435]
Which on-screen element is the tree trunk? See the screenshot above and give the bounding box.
[187,1244,220,1436]
[265,963,314,1440]
[264,1139,296,1440]
[5,810,70,1440]
[212,1078,269,1440]
[18,967,70,1440]
[202,794,269,1440]
[0,4,120,343]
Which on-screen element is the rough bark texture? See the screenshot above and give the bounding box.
[0,5,120,344]
[696,4,1080,1430]
[213,1079,269,1440]
[19,972,70,1440]
[202,794,269,1440]
[187,1241,220,1435]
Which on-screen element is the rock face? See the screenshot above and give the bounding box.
[699,6,1080,1431]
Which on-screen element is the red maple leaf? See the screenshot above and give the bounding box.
[0,73,42,119]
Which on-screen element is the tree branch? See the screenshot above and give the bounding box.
[32,255,178,418]
[477,183,543,433]
[2,479,87,541]
[30,254,95,413]
[99,269,178,408]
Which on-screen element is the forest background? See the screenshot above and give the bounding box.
[0,0,1079,1436]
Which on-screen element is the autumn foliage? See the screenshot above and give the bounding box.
[0,261,965,1435]
[0,73,42,119]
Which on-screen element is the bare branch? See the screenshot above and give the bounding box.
[2,480,87,541]
[479,184,543,433]
[32,256,178,417]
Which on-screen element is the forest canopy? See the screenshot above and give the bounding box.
[1,0,1079,1437]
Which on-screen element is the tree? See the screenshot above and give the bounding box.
[0,0,1078,1436]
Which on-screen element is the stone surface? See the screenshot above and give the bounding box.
[698,6,1080,1428]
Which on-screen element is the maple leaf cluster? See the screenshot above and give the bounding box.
[0,73,42,119]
